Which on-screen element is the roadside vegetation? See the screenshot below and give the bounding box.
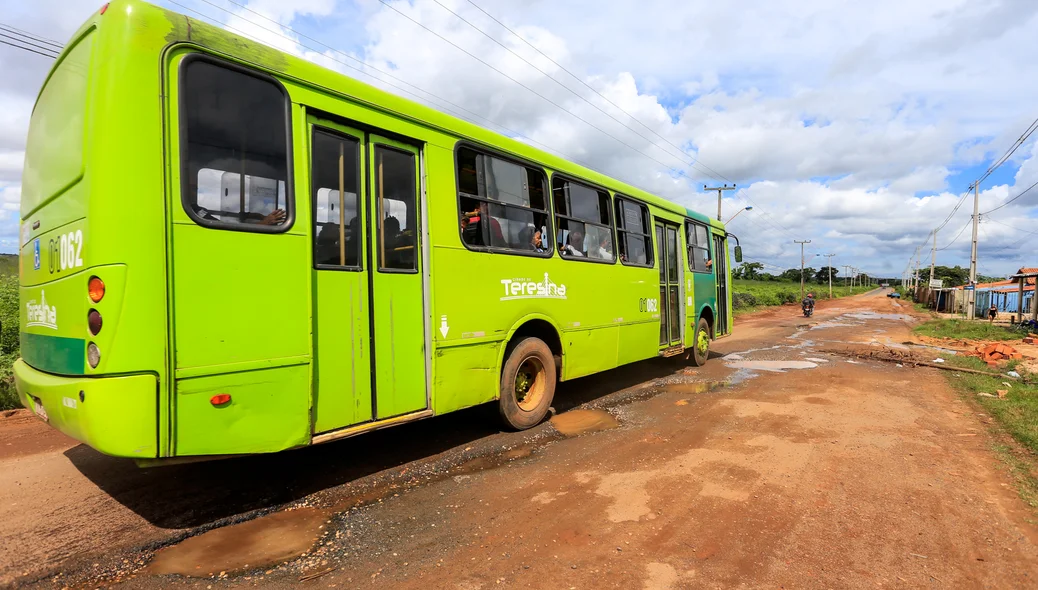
[914,318,1024,341]
[0,256,19,411]
[732,279,875,314]
[938,353,1038,508]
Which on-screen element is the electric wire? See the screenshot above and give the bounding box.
[0,37,58,59]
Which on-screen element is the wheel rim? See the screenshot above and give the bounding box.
[696,328,710,357]
[514,356,547,412]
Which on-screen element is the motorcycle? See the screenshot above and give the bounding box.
[802,303,814,318]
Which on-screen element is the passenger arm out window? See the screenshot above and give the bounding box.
[686,221,712,273]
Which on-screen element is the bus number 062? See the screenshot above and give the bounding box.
[49,230,84,273]
[638,298,659,313]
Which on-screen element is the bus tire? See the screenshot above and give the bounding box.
[499,337,556,430]
[690,318,711,367]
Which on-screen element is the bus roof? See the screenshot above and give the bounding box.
[120,0,726,230]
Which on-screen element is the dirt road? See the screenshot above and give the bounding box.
[3,290,1038,588]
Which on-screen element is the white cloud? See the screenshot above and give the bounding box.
[0,0,1034,279]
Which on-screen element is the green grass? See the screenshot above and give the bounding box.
[937,353,1038,508]
[732,280,875,314]
[913,318,1023,341]
[0,268,19,411]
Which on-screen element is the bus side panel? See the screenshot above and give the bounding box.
[431,343,499,415]
[562,327,618,381]
[617,321,658,366]
[174,365,310,455]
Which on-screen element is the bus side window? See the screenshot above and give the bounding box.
[180,57,292,231]
[456,147,551,255]
[615,197,652,267]
[311,129,361,268]
[686,221,711,272]
[553,177,614,262]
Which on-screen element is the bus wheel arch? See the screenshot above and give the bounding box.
[698,305,715,337]
[498,318,562,430]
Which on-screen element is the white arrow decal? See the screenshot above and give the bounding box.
[439,315,449,338]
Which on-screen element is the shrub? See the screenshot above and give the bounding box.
[732,292,758,309]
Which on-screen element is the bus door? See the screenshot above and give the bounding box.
[713,233,730,336]
[309,120,428,434]
[654,220,683,352]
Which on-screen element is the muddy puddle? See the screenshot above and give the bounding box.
[843,312,911,321]
[550,409,620,437]
[725,360,819,372]
[148,507,331,578]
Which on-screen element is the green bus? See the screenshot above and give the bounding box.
[15,0,740,462]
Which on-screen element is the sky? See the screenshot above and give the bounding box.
[1,0,1037,280]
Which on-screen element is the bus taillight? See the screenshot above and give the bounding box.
[88,309,102,335]
[88,276,105,302]
[87,343,101,368]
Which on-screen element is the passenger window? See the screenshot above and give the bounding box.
[375,146,418,272]
[615,197,653,267]
[312,129,361,268]
[181,58,292,230]
[686,221,712,273]
[553,177,614,261]
[457,147,551,254]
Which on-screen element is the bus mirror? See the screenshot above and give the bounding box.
[734,245,743,263]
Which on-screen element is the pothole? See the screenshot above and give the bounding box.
[549,409,620,437]
[147,507,331,578]
[724,360,819,372]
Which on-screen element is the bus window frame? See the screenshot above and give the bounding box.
[177,53,296,234]
[311,125,364,272]
[685,219,712,274]
[551,172,616,265]
[452,141,554,259]
[373,142,420,275]
[614,194,654,269]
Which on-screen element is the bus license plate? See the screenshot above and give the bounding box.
[33,399,48,422]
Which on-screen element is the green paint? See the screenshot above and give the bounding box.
[20,333,85,375]
[17,0,734,460]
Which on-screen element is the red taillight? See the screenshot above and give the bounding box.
[100,3,109,15]
[88,276,105,303]
[88,309,102,335]
[210,394,231,406]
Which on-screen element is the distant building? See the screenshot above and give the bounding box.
[951,267,1036,317]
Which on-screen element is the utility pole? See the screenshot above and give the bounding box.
[929,229,937,285]
[967,181,980,320]
[704,184,736,221]
[844,265,852,294]
[794,240,811,300]
[824,254,835,299]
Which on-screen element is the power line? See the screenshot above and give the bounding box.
[978,116,1038,185]
[983,217,1038,236]
[0,22,63,48]
[936,218,971,251]
[0,30,61,56]
[0,37,58,59]
[457,0,716,176]
[979,178,1038,215]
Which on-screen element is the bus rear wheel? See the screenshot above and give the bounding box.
[690,318,711,367]
[499,337,556,430]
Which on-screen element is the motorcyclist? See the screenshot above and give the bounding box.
[802,293,815,314]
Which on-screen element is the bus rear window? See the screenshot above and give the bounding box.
[180,57,292,231]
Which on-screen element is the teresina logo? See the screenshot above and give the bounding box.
[26,290,57,330]
[500,273,567,301]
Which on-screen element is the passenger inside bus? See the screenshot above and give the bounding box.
[561,229,585,257]
[590,233,613,260]
[460,204,504,247]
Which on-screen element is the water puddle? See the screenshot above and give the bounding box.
[665,381,723,395]
[725,360,819,373]
[147,507,331,577]
[844,312,911,321]
[550,409,620,437]
[809,322,860,330]
[803,357,829,363]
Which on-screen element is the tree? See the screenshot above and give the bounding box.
[737,261,764,280]
[816,266,839,284]
[780,268,801,282]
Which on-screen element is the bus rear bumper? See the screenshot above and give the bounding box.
[14,359,158,458]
